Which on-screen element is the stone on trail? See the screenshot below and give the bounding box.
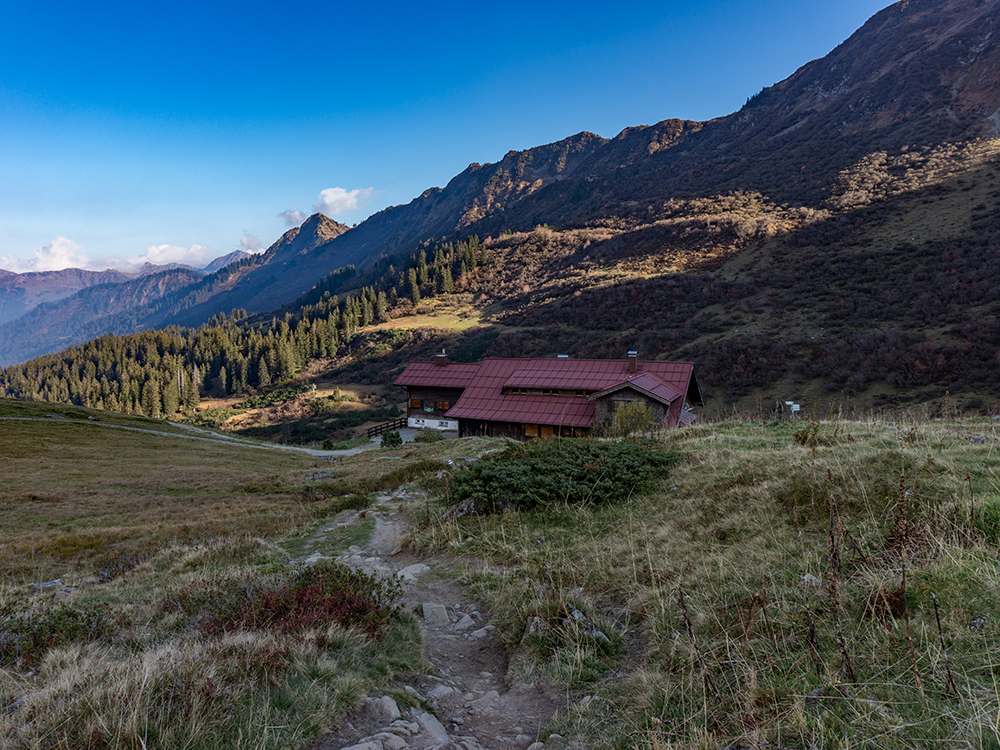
[365,695,401,723]
[469,690,501,717]
[467,625,495,641]
[412,709,451,744]
[428,684,456,700]
[422,602,452,627]
[452,614,476,631]
[388,720,420,735]
[372,733,408,750]
[398,563,431,582]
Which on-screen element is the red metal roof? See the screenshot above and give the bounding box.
[589,371,685,406]
[442,358,695,428]
[393,361,481,389]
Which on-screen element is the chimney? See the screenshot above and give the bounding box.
[436,349,447,367]
[628,351,638,374]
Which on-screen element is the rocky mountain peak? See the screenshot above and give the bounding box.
[300,212,351,242]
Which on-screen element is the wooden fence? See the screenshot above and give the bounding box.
[366,417,407,439]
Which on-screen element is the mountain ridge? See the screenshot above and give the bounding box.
[5,0,1000,391]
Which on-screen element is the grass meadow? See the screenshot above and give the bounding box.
[0,398,443,750]
[5,394,1000,749]
[413,415,1000,749]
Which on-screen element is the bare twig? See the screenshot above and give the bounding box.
[902,566,923,696]
[967,472,975,539]
[804,609,822,679]
[759,580,780,653]
[931,592,958,697]
[677,585,721,701]
[827,494,856,683]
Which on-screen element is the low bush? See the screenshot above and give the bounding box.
[173,561,402,640]
[0,602,121,667]
[413,430,445,443]
[240,384,310,409]
[381,430,403,448]
[448,438,677,511]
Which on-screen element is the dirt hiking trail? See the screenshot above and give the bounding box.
[300,486,579,750]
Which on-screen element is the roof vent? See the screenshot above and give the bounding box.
[628,351,638,373]
[436,350,447,366]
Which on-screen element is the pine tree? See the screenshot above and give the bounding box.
[408,268,420,306]
[142,377,161,419]
[257,356,271,388]
[436,265,454,294]
[417,250,428,285]
[183,370,200,412]
[162,375,180,415]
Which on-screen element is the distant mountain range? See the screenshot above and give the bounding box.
[3,0,1000,392]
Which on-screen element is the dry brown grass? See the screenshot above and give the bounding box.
[412,417,1000,749]
[0,402,451,750]
[0,411,327,585]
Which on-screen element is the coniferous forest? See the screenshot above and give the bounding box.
[0,238,486,417]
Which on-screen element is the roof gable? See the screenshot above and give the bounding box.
[589,371,685,406]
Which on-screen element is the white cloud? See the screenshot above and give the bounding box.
[278,209,307,227]
[0,236,91,273]
[313,186,374,216]
[127,244,215,269]
[240,230,264,253]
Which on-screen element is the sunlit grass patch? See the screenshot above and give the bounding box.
[413,418,1000,748]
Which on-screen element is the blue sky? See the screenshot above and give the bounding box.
[0,0,894,272]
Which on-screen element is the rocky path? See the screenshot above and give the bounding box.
[300,487,570,750]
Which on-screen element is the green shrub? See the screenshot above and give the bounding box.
[240,384,310,410]
[322,439,334,450]
[413,430,444,443]
[382,430,403,448]
[0,602,121,667]
[449,438,677,511]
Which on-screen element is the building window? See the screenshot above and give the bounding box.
[542,389,557,396]
[524,424,539,438]
[437,400,450,411]
[409,399,421,409]
[540,425,554,438]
